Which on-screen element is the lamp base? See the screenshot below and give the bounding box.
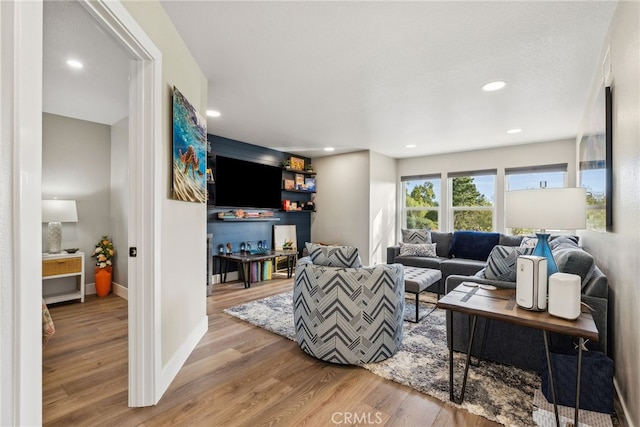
[48,221,62,254]
[532,233,557,277]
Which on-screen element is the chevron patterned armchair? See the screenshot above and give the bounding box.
[293,244,405,365]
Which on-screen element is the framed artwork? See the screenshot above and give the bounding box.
[290,156,305,171]
[579,85,612,231]
[283,179,295,190]
[304,177,316,192]
[295,174,304,189]
[172,86,207,203]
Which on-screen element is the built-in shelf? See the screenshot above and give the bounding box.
[217,217,281,222]
[282,189,316,194]
[283,168,315,176]
[281,210,315,213]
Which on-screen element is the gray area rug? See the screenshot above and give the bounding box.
[224,291,542,427]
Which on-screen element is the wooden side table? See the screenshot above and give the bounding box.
[437,284,599,427]
[42,252,85,303]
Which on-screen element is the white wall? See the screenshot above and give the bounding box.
[576,2,640,424]
[111,117,129,287]
[396,138,576,235]
[122,0,209,373]
[369,151,397,265]
[42,113,112,288]
[312,151,371,265]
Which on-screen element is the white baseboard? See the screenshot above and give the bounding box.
[614,377,634,427]
[85,281,128,300]
[157,315,208,398]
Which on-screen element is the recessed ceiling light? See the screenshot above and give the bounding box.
[506,128,522,134]
[406,144,417,148]
[206,110,221,117]
[482,81,506,92]
[324,147,335,152]
[66,59,83,69]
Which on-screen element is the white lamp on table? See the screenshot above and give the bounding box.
[505,187,586,276]
[42,199,78,254]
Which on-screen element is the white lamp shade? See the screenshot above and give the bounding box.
[505,188,586,230]
[42,200,78,223]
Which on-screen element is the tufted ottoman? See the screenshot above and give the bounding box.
[403,266,442,322]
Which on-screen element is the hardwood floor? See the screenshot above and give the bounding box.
[43,276,500,426]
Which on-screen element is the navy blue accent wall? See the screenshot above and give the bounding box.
[207,134,312,274]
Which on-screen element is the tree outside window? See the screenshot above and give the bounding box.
[404,178,440,230]
[450,174,495,231]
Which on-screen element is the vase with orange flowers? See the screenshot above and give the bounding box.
[92,235,115,297]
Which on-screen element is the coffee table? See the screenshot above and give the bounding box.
[436,283,599,427]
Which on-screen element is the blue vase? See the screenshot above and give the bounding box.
[533,233,558,277]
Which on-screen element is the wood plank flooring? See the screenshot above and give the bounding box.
[43,276,500,426]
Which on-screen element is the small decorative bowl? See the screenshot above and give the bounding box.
[64,248,79,254]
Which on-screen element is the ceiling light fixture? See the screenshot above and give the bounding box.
[482,81,506,92]
[66,59,83,69]
[324,147,335,152]
[406,144,417,148]
[507,128,522,134]
[206,110,221,117]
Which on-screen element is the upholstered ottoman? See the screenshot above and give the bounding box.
[294,254,405,365]
[403,266,442,322]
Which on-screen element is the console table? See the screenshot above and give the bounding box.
[42,252,85,304]
[437,283,599,427]
[214,250,297,288]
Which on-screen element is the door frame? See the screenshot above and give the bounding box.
[80,0,162,407]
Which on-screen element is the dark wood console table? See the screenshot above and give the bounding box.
[437,284,599,427]
[214,250,298,288]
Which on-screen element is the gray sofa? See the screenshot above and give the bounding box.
[387,230,609,372]
[387,231,523,295]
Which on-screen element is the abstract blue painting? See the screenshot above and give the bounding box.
[172,86,207,203]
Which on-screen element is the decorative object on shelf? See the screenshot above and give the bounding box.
[304,177,316,192]
[306,163,314,173]
[304,201,316,211]
[247,242,252,252]
[283,199,290,211]
[289,156,304,171]
[92,235,115,297]
[226,242,232,254]
[218,244,224,254]
[295,174,304,189]
[283,179,295,190]
[172,86,207,203]
[282,159,291,169]
[240,242,246,252]
[206,168,214,183]
[234,209,245,218]
[64,248,79,254]
[42,199,78,254]
[505,187,586,276]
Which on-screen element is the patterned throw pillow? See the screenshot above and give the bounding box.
[401,228,432,244]
[520,236,538,248]
[398,242,437,257]
[305,243,363,268]
[485,245,535,281]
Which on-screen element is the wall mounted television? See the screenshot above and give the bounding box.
[215,155,282,209]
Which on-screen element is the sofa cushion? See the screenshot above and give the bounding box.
[499,234,523,247]
[485,245,535,282]
[431,231,453,258]
[449,231,500,261]
[398,242,437,257]
[551,241,595,287]
[401,228,432,244]
[305,243,363,268]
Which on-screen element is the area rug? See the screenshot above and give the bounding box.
[224,291,541,427]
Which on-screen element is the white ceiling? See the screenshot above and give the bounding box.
[43,1,618,160]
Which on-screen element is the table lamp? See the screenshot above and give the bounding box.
[505,188,586,276]
[42,199,78,254]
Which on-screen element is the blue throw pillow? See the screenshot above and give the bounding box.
[449,231,500,261]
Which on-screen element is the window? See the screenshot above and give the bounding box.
[402,175,440,230]
[448,170,496,231]
[505,163,568,235]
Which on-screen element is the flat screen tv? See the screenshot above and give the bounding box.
[215,155,282,209]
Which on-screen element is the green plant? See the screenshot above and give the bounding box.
[282,159,291,168]
[92,235,115,268]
